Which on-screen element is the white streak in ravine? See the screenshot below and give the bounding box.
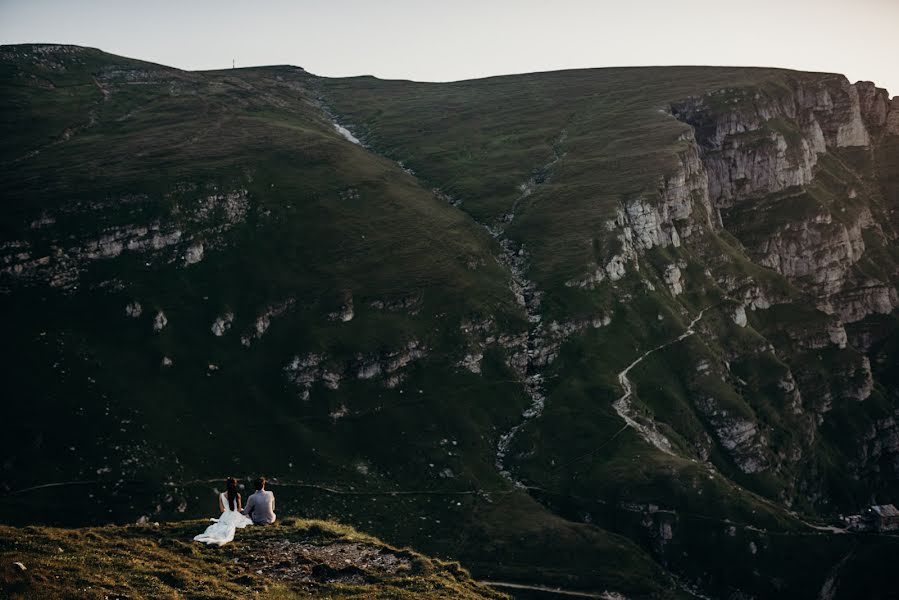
[612,306,712,455]
[334,122,362,145]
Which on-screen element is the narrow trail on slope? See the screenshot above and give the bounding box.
[478,580,614,599]
[610,305,712,455]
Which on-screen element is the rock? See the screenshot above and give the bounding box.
[357,362,381,380]
[834,83,870,147]
[660,130,714,229]
[778,372,804,414]
[30,213,55,229]
[572,134,711,291]
[384,374,404,388]
[153,311,167,332]
[849,356,874,402]
[886,97,899,135]
[329,295,354,322]
[672,77,875,210]
[743,286,773,311]
[752,205,873,301]
[458,352,483,374]
[211,311,234,336]
[289,342,426,392]
[368,295,421,313]
[855,81,890,130]
[565,266,605,289]
[732,305,748,327]
[284,353,324,399]
[831,284,898,323]
[241,299,295,347]
[626,199,669,250]
[339,303,354,322]
[605,254,628,281]
[695,396,768,474]
[326,369,348,389]
[125,301,142,318]
[193,189,250,225]
[670,78,899,329]
[827,322,848,349]
[663,264,684,296]
[184,242,204,265]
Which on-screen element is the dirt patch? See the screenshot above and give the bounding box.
[239,540,413,584]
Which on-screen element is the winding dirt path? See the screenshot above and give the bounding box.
[479,580,615,599]
[611,305,712,455]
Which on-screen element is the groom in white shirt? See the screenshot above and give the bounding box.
[241,476,276,525]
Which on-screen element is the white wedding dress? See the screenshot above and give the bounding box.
[193,492,253,546]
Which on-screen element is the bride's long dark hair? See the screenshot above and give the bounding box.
[226,477,239,511]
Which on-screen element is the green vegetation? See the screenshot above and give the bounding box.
[2,43,898,599]
[0,518,507,599]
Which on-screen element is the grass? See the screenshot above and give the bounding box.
[2,43,899,600]
[0,518,508,599]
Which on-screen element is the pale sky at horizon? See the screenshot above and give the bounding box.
[1,0,897,96]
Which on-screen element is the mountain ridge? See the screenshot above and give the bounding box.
[2,43,898,599]
[6,42,895,98]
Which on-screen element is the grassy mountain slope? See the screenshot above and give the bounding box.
[318,64,899,511]
[0,44,684,599]
[0,43,524,497]
[3,44,899,599]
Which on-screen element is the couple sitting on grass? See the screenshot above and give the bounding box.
[193,476,276,546]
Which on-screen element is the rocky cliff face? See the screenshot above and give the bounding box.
[0,188,250,292]
[671,76,899,324]
[660,75,899,505]
[567,129,713,292]
[512,73,898,502]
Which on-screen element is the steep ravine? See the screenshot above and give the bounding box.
[315,104,571,487]
[490,132,567,486]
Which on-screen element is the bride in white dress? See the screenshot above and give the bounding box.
[193,477,253,546]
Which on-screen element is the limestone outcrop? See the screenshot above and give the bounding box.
[671,77,898,325]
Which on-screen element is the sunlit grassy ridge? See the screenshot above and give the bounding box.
[0,518,508,599]
[1,44,687,598]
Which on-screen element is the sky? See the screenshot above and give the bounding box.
[1,0,897,95]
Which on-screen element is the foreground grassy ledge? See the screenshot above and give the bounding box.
[0,519,508,599]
